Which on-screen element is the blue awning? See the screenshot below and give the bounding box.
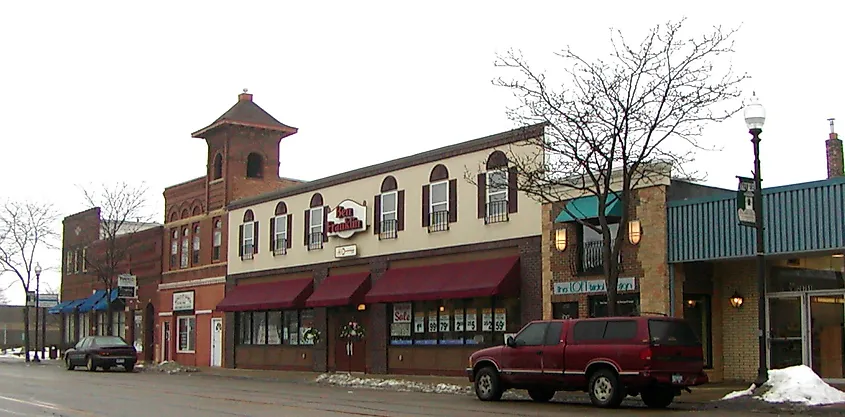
[56,298,86,314]
[93,289,120,311]
[555,194,623,223]
[48,301,71,314]
[77,290,107,313]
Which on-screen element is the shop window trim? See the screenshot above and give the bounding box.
[177,315,196,353]
[387,297,515,347]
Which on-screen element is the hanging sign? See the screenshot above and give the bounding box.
[327,200,368,238]
[736,176,757,227]
[117,274,137,299]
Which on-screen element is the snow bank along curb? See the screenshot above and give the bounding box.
[722,365,845,406]
[315,373,472,395]
[142,361,199,374]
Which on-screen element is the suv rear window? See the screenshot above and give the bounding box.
[648,320,700,346]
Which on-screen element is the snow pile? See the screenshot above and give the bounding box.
[315,373,471,395]
[142,361,198,374]
[722,365,845,406]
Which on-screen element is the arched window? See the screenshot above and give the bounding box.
[309,193,323,208]
[181,209,189,219]
[380,176,397,192]
[486,150,508,170]
[169,211,178,222]
[307,194,324,250]
[274,202,288,215]
[273,202,290,255]
[429,164,449,182]
[246,153,263,178]
[212,153,223,180]
[377,176,402,239]
[192,205,202,216]
[426,164,453,231]
[242,210,255,222]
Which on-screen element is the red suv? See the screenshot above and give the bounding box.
[466,316,708,408]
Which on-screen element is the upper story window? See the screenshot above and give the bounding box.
[170,229,178,269]
[65,250,73,275]
[272,202,291,256]
[212,218,222,261]
[240,210,258,260]
[180,227,189,268]
[192,224,200,265]
[305,194,325,251]
[376,176,404,240]
[580,222,620,275]
[246,153,263,178]
[212,153,223,180]
[424,164,456,233]
[81,247,87,272]
[479,150,517,224]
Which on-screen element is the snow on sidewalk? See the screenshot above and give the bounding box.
[315,373,472,395]
[722,365,845,406]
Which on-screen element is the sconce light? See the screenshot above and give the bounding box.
[555,229,567,251]
[357,304,367,311]
[628,220,642,245]
[439,305,445,312]
[729,291,744,308]
[686,299,697,308]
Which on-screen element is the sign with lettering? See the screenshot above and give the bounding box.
[172,291,194,311]
[38,293,59,308]
[392,303,411,323]
[334,244,358,258]
[118,274,137,299]
[736,176,757,227]
[327,200,367,239]
[552,277,637,295]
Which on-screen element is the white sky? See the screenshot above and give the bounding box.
[1,1,842,304]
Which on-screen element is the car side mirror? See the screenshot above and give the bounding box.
[506,336,516,348]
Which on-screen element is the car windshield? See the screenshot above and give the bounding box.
[647,320,701,346]
[92,336,129,347]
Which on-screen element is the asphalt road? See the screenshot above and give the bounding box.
[0,358,772,416]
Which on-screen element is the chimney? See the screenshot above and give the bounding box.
[826,118,843,178]
[238,88,253,102]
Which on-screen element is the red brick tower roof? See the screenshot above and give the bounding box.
[191,89,298,139]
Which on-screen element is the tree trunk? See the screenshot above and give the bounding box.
[106,297,114,336]
[23,305,30,362]
[604,237,620,317]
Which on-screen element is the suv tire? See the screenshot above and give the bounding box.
[474,367,503,401]
[588,369,624,408]
[528,388,555,402]
[641,387,674,408]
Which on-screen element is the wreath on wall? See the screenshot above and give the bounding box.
[339,321,365,342]
[302,328,321,344]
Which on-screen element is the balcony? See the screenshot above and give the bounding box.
[308,233,323,251]
[485,200,509,224]
[428,210,449,233]
[379,219,398,240]
[273,239,287,256]
[241,245,254,260]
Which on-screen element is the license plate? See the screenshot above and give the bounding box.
[116,359,125,364]
[671,374,683,384]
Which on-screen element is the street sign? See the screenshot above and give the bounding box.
[117,274,137,299]
[38,294,59,308]
[736,176,757,227]
[25,291,36,307]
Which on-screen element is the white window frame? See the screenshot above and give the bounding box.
[429,180,449,214]
[486,169,508,217]
[192,226,200,262]
[242,221,254,255]
[274,215,288,253]
[177,315,196,353]
[212,220,222,260]
[81,247,88,272]
[112,311,125,339]
[380,191,398,233]
[309,207,323,247]
[180,228,189,268]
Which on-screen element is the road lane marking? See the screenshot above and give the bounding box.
[0,394,103,416]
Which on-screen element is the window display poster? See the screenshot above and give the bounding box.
[482,308,493,331]
[454,309,465,332]
[391,322,411,337]
[494,308,506,332]
[465,309,477,331]
[414,312,426,333]
[428,311,438,333]
[439,311,450,332]
[393,303,411,323]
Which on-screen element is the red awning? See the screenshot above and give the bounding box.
[305,272,371,308]
[216,278,314,312]
[364,256,520,303]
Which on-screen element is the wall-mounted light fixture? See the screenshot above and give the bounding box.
[686,299,698,308]
[628,220,642,245]
[439,305,445,312]
[357,304,367,311]
[730,291,744,308]
[555,228,567,251]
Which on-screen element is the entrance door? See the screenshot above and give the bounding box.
[807,293,844,380]
[767,295,806,370]
[333,308,367,373]
[162,321,171,362]
[210,318,223,367]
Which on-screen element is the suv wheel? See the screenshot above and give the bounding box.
[588,369,624,408]
[528,388,555,402]
[474,367,503,401]
[641,387,674,408]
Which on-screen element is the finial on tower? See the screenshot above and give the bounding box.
[238,88,253,102]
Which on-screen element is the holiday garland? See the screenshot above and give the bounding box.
[339,321,365,341]
[302,327,321,344]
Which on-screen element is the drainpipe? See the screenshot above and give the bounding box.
[668,265,675,317]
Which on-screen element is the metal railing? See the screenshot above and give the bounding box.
[274,238,287,256]
[379,219,398,240]
[242,245,254,260]
[428,210,449,232]
[485,200,509,224]
[308,232,323,250]
[579,239,621,274]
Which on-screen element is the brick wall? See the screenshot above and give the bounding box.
[713,259,759,381]
[635,185,670,314]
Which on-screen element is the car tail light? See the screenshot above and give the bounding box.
[639,347,652,361]
[99,351,110,356]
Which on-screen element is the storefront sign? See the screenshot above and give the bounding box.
[392,303,411,323]
[427,312,437,333]
[334,244,358,258]
[38,293,59,308]
[327,200,367,238]
[414,312,425,333]
[494,308,506,332]
[172,291,194,311]
[465,309,477,331]
[552,277,636,295]
[439,312,451,332]
[118,274,137,299]
[482,308,493,331]
[736,176,757,227]
[454,309,465,332]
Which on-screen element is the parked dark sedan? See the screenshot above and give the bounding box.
[64,336,137,372]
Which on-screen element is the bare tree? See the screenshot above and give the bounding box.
[0,200,59,361]
[484,19,746,316]
[78,182,153,336]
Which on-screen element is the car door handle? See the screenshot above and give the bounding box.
[536,351,543,355]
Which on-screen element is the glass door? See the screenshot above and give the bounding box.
[807,293,845,380]
[767,296,807,369]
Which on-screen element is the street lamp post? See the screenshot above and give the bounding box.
[744,93,767,386]
[33,263,42,363]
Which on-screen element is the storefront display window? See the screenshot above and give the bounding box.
[588,293,640,317]
[240,311,252,345]
[267,312,282,345]
[236,310,315,346]
[112,311,125,339]
[177,316,196,353]
[389,297,518,346]
[552,301,579,319]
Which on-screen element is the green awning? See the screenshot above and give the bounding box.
[554,194,622,223]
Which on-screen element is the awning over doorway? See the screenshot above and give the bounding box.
[57,298,86,314]
[216,278,314,312]
[555,194,622,223]
[48,301,72,314]
[78,290,107,313]
[305,272,371,308]
[93,289,120,311]
[364,256,521,304]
